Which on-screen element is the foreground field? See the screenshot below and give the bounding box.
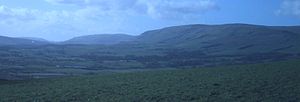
[0,60,300,102]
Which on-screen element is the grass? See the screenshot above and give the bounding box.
[0,60,300,102]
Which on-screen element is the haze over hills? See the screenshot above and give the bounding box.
[0,24,299,54]
[20,37,50,42]
[62,34,135,45]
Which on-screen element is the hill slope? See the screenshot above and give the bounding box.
[63,34,135,45]
[20,37,50,42]
[0,24,300,80]
[136,24,300,55]
[0,60,299,102]
[0,36,49,45]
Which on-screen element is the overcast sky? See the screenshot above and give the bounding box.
[0,0,299,41]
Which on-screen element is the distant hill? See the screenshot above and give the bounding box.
[0,36,49,45]
[20,37,50,42]
[62,34,135,45]
[1,24,299,54]
[136,24,300,55]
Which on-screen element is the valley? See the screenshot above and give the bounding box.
[0,24,300,80]
[1,0,299,101]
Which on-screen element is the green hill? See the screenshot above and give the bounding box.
[0,60,299,102]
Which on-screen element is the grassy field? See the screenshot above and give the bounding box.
[0,60,300,102]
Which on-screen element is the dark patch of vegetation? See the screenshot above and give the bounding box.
[202,44,222,49]
[273,45,294,51]
[239,44,254,50]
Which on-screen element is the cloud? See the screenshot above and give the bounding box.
[277,0,300,17]
[45,0,219,19]
[0,0,219,41]
[45,0,138,10]
[0,5,38,21]
[0,5,135,41]
[45,0,86,5]
[140,0,219,19]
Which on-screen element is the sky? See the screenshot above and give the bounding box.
[0,0,299,41]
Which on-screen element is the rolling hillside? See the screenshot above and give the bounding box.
[0,36,49,45]
[20,37,50,42]
[2,24,300,55]
[136,24,300,55]
[0,24,300,80]
[138,24,300,54]
[62,34,135,45]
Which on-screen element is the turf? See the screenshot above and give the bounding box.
[0,60,300,102]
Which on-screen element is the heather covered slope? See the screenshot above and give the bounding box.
[0,60,299,102]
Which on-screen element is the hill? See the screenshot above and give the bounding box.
[0,24,300,80]
[136,24,300,55]
[20,37,50,42]
[0,36,49,45]
[62,34,135,45]
[0,60,299,102]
